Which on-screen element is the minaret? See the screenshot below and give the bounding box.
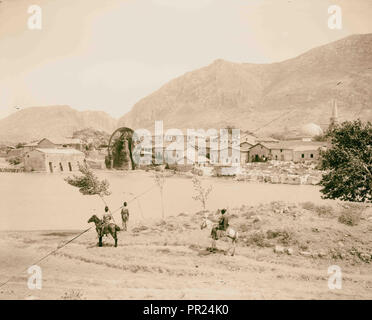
[330,99,339,127]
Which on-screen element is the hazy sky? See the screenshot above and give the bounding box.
[1,0,372,119]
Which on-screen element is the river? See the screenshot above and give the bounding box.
[0,171,332,230]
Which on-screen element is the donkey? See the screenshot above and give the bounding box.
[200,218,238,256]
[88,215,120,247]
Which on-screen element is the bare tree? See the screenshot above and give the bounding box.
[192,176,212,216]
[154,171,166,219]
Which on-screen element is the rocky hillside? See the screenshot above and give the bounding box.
[0,106,117,143]
[119,34,372,134]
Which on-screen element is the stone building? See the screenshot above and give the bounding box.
[292,145,323,162]
[249,143,271,162]
[24,148,85,173]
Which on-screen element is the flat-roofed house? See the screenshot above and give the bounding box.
[292,145,323,162]
[24,148,85,173]
[269,143,294,161]
[248,140,328,163]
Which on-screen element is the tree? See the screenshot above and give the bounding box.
[319,120,371,202]
[154,171,166,219]
[65,164,111,207]
[192,176,213,216]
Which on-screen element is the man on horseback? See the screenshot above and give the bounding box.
[121,201,129,231]
[211,208,229,241]
[102,206,113,234]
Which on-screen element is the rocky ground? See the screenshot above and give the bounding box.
[234,161,324,185]
[0,201,371,300]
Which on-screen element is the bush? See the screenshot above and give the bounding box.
[301,201,316,211]
[7,156,22,165]
[266,229,294,245]
[301,202,335,217]
[338,204,365,226]
[61,289,84,300]
[314,205,334,217]
[246,231,271,247]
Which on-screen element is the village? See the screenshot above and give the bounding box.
[0,102,338,187]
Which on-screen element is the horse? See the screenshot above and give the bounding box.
[200,218,238,256]
[88,215,120,247]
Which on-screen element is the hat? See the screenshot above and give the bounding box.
[105,206,109,212]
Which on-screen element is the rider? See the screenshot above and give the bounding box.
[102,206,112,233]
[211,208,229,240]
[121,201,129,231]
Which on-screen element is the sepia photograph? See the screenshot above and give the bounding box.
[0,0,371,306]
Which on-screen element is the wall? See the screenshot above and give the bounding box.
[249,144,270,161]
[240,151,249,163]
[293,149,320,162]
[44,152,85,173]
[270,148,293,161]
[24,150,85,172]
[24,150,46,172]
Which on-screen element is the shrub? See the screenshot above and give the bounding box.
[314,205,334,217]
[301,201,316,211]
[7,156,22,165]
[132,225,149,233]
[338,204,365,226]
[266,229,294,245]
[246,231,271,247]
[238,224,250,232]
[301,202,335,217]
[61,289,84,300]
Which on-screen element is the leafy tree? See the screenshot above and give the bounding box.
[320,120,371,202]
[65,164,111,208]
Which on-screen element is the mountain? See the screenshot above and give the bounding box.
[118,34,372,134]
[0,106,117,143]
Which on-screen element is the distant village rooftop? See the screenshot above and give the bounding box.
[35,148,84,155]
